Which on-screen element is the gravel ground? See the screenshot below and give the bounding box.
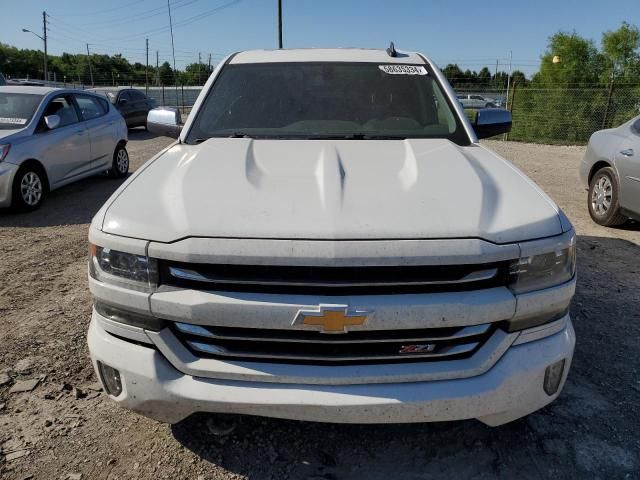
[0,134,639,480]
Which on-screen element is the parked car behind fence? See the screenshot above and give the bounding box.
[88,87,156,129]
[457,93,498,108]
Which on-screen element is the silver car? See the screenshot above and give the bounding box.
[0,86,128,211]
[457,94,497,109]
[580,114,640,226]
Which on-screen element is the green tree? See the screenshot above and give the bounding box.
[511,70,527,86]
[442,64,463,82]
[534,31,602,86]
[477,67,491,84]
[158,61,174,85]
[601,22,640,81]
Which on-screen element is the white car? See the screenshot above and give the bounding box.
[457,93,497,109]
[87,48,576,427]
[0,86,128,210]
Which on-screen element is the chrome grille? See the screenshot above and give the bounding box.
[159,261,509,295]
[171,322,496,365]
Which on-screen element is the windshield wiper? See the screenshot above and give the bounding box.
[306,133,408,140]
[226,132,252,138]
[192,133,252,143]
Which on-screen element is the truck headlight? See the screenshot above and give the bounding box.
[509,235,576,294]
[89,243,158,292]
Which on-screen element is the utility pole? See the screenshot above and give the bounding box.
[505,50,513,109]
[504,50,513,141]
[86,43,94,86]
[42,11,48,82]
[198,52,201,85]
[277,0,283,48]
[145,38,149,95]
[167,0,179,108]
[156,50,159,85]
[208,53,212,75]
[494,59,498,91]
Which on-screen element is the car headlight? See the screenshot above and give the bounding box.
[0,144,10,162]
[89,243,158,292]
[508,234,576,294]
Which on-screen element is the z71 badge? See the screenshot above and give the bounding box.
[399,344,436,354]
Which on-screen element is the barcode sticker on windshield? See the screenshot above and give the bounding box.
[379,65,427,75]
[0,117,27,125]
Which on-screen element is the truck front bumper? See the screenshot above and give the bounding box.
[88,312,575,426]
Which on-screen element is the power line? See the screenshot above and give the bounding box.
[54,0,203,29]
[95,0,243,43]
[52,0,150,17]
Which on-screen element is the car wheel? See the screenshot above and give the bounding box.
[12,165,46,211]
[108,145,129,179]
[485,103,495,108]
[588,167,627,226]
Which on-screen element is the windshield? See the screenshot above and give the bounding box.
[90,90,117,103]
[187,62,469,144]
[0,93,43,130]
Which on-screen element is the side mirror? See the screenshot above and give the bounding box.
[147,107,182,138]
[44,114,61,130]
[118,98,128,106]
[471,108,512,139]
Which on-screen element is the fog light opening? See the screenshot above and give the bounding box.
[97,361,123,397]
[543,359,566,395]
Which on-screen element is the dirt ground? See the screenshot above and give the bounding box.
[0,134,638,480]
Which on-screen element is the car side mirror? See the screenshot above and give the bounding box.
[118,98,128,106]
[44,114,61,130]
[471,108,512,139]
[147,107,182,138]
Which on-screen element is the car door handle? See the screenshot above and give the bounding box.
[620,148,634,157]
[76,130,86,135]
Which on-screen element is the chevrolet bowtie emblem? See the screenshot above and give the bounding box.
[293,306,370,334]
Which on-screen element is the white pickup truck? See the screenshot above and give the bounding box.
[87,47,576,427]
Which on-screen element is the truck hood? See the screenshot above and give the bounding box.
[101,138,562,244]
[0,128,26,141]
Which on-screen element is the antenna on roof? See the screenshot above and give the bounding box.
[386,42,397,57]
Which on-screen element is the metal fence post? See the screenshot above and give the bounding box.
[504,81,517,141]
[602,78,614,129]
[162,84,165,106]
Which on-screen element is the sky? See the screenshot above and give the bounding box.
[3,0,639,76]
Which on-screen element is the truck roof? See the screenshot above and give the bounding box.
[230,48,428,65]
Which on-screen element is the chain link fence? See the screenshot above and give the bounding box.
[458,83,640,144]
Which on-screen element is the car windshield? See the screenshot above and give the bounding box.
[187,62,469,144]
[0,92,43,130]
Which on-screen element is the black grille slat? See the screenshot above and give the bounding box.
[159,261,509,295]
[172,322,497,365]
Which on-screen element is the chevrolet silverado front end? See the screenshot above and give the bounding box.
[87,48,576,426]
